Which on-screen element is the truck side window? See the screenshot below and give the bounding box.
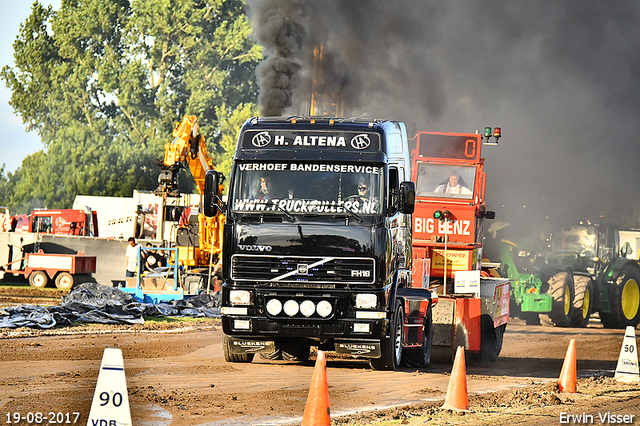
[389,167,399,215]
[387,133,404,155]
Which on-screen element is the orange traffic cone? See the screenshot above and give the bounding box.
[559,339,577,393]
[441,346,469,411]
[301,350,330,426]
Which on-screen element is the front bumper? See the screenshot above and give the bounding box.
[224,333,384,358]
[221,315,388,341]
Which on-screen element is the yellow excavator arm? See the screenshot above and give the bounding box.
[156,115,225,274]
[160,115,215,194]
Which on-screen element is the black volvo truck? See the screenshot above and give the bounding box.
[204,116,436,370]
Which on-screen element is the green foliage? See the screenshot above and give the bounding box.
[216,102,258,179]
[1,0,260,213]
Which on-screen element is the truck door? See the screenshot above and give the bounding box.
[387,166,411,273]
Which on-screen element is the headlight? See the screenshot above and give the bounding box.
[283,300,299,316]
[355,293,377,309]
[229,290,251,305]
[316,300,333,318]
[266,299,282,316]
[300,300,316,317]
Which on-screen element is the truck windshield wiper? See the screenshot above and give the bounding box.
[334,209,363,224]
[265,200,295,221]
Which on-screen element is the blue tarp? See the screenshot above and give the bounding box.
[0,282,221,329]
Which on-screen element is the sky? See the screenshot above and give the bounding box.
[0,0,60,173]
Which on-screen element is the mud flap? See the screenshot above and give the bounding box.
[335,340,381,358]
[227,337,276,355]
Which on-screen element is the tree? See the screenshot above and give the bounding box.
[1,0,260,212]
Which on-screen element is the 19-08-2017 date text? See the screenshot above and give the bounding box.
[5,412,80,424]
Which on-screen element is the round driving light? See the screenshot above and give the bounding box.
[283,300,299,316]
[266,299,282,316]
[300,300,316,317]
[316,300,333,318]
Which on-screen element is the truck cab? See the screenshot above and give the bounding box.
[13,208,98,237]
[208,116,435,370]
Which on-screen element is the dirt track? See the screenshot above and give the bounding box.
[1,318,639,426]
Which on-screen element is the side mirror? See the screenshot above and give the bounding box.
[622,241,633,257]
[204,170,222,217]
[482,210,496,219]
[398,181,415,214]
[476,207,495,220]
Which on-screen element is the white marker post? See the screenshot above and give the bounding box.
[86,348,132,426]
[614,326,640,383]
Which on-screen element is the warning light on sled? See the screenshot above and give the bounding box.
[483,126,502,145]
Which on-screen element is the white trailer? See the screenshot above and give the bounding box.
[73,190,200,243]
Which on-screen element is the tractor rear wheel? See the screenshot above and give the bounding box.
[539,270,574,327]
[600,265,640,329]
[570,275,593,327]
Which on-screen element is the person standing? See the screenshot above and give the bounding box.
[125,237,140,277]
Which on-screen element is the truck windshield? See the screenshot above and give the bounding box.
[415,163,476,199]
[231,162,384,215]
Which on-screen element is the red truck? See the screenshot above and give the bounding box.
[13,208,98,236]
[410,128,510,362]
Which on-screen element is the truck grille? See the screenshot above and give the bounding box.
[231,255,375,284]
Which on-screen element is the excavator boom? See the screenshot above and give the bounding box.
[160,115,215,195]
[156,115,225,279]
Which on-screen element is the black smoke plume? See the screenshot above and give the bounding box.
[245,0,640,234]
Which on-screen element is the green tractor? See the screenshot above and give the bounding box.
[500,224,640,329]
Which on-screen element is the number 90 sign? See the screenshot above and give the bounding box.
[100,391,124,407]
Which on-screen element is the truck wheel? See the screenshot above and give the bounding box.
[29,271,49,289]
[479,314,499,363]
[570,275,593,327]
[401,308,433,368]
[539,270,574,327]
[495,323,506,357]
[370,304,404,371]
[601,266,640,329]
[54,272,75,290]
[421,308,433,368]
[222,334,255,363]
